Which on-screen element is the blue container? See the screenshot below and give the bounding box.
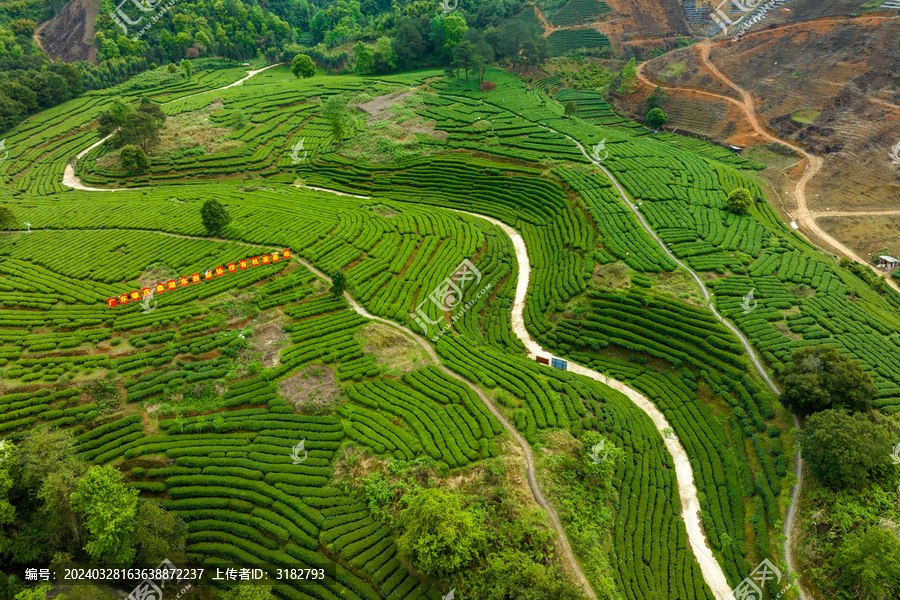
[550,357,567,371]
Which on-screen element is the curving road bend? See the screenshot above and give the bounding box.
[636,43,898,296]
[539,118,812,599]
[455,209,735,600]
[63,64,280,193]
[290,251,600,599]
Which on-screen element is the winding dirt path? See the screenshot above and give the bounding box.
[635,42,899,295]
[637,49,820,597]
[24,223,596,599]
[63,64,280,192]
[454,209,733,600]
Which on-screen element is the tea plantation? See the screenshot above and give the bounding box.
[1,60,898,600]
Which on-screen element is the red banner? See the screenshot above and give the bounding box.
[107,249,291,308]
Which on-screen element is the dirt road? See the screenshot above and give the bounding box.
[636,42,899,295]
[63,64,280,192]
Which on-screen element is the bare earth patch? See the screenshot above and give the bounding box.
[278,365,342,412]
[355,322,431,375]
[356,89,415,117]
[252,320,290,368]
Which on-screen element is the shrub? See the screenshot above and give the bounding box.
[479,81,496,91]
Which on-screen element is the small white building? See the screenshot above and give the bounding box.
[877,255,899,271]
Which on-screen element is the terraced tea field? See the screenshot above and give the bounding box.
[1,59,898,600]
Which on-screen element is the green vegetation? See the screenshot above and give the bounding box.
[800,409,893,489]
[2,30,900,600]
[791,108,821,124]
[725,187,753,215]
[780,345,875,416]
[396,488,487,577]
[290,55,317,79]
[645,107,668,129]
[200,198,232,235]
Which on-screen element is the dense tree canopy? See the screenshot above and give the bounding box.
[396,488,487,577]
[800,410,892,489]
[645,107,668,129]
[780,345,875,415]
[725,188,753,215]
[119,145,150,173]
[290,54,317,78]
[200,199,231,235]
[0,205,16,232]
[833,526,900,600]
[70,466,139,564]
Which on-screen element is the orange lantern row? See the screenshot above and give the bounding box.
[106,249,291,308]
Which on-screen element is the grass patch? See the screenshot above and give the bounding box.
[791,108,821,124]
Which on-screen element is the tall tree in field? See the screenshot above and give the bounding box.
[0,205,16,232]
[645,107,668,129]
[725,188,753,215]
[780,345,875,415]
[97,97,133,138]
[70,466,139,564]
[799,409,891,488]
[119,145,149,173]
[291,54,317,79]
[200,199,231,235]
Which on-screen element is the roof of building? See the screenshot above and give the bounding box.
[878,255,899,262]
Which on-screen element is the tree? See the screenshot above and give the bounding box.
[182,60,192,80]
[0,205,16,232]
[14,584,51,600]
[290,54,317,79]
[132,501,187,565]
[564,101,577,117]
[441,14,468,58]
[229,109,247,129]
[329,271,346,297]
[137,98,166,128]
[322,96,349,148]
[353,42,375,75]
[373,37,396,74]
[780,345,875,416]
[118,111,160,150]
[70,466,139,564]
[645,107,668,129]
[97,97,133,137]
[392,16,425,71]
[10,19,37,37]
[119,145,149,173]
[800,410,892,489]
[167,64,178,73]
[645,85,667,111]
[452,41,480,83]
[396,488,486,577]
[200,199,231,235]
[725,187,753,215]
[617,57,637,94]
[0,445,15,555]
[469,549,586,600]
[833,526,900,600]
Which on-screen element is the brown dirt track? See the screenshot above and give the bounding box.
[626,15,900,290]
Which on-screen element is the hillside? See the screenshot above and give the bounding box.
[34,0,97,63]
[618,14,900,271]
[1,3,899,600]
